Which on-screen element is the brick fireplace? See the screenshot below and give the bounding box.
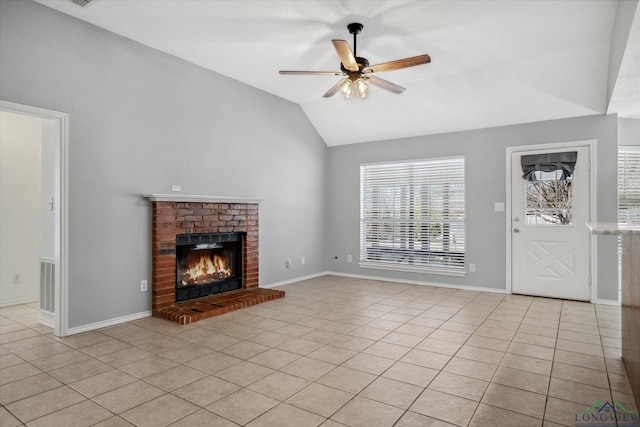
[145,195,284,324]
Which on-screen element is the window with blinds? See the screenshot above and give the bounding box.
[618,147,640,225]
[360,156,465,275]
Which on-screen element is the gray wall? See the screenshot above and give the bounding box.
[326,114,620,301]
[619,118,640,146]
[0,0,327,328]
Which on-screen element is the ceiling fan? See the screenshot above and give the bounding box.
[279,23,431,99]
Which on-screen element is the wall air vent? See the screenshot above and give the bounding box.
[69,0,92,6]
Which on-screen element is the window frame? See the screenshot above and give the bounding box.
[359,155,466,276]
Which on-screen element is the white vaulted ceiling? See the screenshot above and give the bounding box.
[33,0,640,146]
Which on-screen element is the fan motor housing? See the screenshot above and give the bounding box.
[340,57,369,74]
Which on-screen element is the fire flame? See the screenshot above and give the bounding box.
[181,253,231,286]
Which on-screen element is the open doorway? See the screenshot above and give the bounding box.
[0,101,68,336]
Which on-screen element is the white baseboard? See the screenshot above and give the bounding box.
[595,298,621,306]
[262,272,329,289]
[0,297,39,308]
[38,310,55,328]
[66,310,152,336]
[325,271,506,294]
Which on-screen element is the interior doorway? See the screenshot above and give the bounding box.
[507,141,595,301]
[0,100,69,336]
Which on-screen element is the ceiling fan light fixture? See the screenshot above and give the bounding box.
[341,79,354,99]
[355,78,368,99]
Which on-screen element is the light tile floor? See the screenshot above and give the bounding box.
[0,275,637,426]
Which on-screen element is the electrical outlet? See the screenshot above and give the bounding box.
[140,280,148,292]
[347,255,353,262]
[494,202,505,212]
[12,273,20,284]
[171,185,181,192]
[285,258,291,268]
[469,264,476,272]
[301,256,306,265]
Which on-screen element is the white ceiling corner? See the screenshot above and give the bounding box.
[608,1,640,120]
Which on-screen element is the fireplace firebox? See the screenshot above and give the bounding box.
[175,232,242,302]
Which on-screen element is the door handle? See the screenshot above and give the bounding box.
[513,228,520,233]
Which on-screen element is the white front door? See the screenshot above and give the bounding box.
[511,145,591,301]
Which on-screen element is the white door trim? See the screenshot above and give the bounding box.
[1,100,69,336]
[505,140,597,303]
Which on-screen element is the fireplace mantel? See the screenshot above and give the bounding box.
[143,194,264,204]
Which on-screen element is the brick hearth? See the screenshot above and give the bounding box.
[147,196,284,324]
[153,288,285,325]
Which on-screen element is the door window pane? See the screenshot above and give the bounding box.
[525,170,573,225]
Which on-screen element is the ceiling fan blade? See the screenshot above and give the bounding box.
[363,54,431,74]
[365,75,406,94]
[322,80,346,98]
[332,40,359,72]
[279,71,342,76]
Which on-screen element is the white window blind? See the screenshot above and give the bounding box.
[360,156,465,275]
[618,147,640,225]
